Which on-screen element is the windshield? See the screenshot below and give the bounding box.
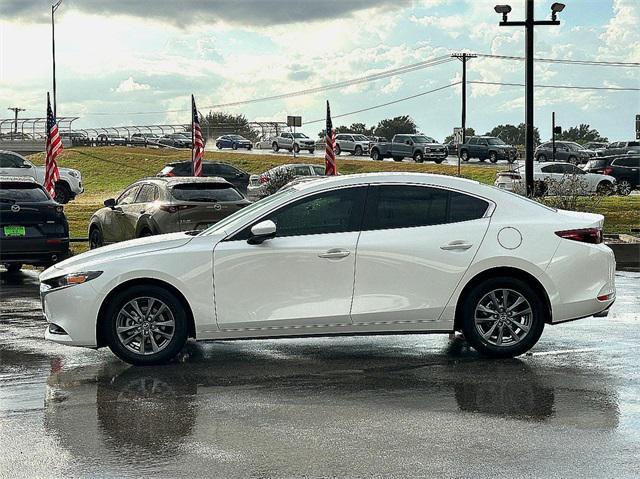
[171,184,243,202]
[488,138,506,145]
[353,135,369,141]
[292,133,308,139]
[200,188,297,236]
[411,136,435,143]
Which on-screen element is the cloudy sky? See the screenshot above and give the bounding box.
[1,0,638,141]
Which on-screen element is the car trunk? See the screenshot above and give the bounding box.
[0,201,68,254]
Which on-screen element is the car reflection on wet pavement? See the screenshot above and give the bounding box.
[1,270,639,478]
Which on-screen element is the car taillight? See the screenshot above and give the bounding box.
[555,227,603,244]
[259,174,270,184]
[159,205,195,213]
[603,167,613,175]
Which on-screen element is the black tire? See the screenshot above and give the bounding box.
[371,149,381,161]
[89,227,104,249]
[596,181,614,196]
[138,228,154,238]
[5,263,22,273]
[536,154,546,162]
[392,156,403,162]
[460,276,546,358]
[617,179,633,196]
[232,143,238,150]
[309,148,315,154]
[54,183,71,204]
[355,145,363,156]
[247,146,252,151]
[272,142,279,152]
[216,142,222,149]
[102,284,189,366]
[335,144,341,156]
[460,150,469,162]
[434,157,444,164]
[413,151,424,163]
[293,143,300,154]
[489,151,498,163]
[568,155,578,165]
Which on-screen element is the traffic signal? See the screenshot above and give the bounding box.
[553,126,562,135]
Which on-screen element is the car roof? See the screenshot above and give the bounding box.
[167,160,236,166]
[136,176,232,186]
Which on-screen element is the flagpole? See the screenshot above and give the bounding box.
[191,95,195,176]
[51,1,63,117]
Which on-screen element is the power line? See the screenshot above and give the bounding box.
[304,82,461,125]
[470,80,640,91]
[477,53,640,67]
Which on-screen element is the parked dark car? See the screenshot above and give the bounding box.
[157,160,251,194]
[600,141,640,156]
[535,141,596,164]
[446,141,458,156]
[88,177,250,248]
[459,136,517,163]
[0,177,69,272]
[583,155,640,196]
[215,135,252,150]
[158,133,193,149]
[97,134,126,146]
[370,134,447,163]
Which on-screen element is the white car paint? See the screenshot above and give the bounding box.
[40,173,616,362]
[0,150,83,200]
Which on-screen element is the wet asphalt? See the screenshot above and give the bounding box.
[0,270,639,478]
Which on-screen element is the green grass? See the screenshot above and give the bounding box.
[29,146,639,241]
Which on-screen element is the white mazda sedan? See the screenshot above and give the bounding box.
[40,173,616,365]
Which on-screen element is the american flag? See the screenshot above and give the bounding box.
[45,92,62,198]
[325,100,337,176]
[191,94,204,176]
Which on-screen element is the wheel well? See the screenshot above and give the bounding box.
[453,267,552,330]
[96,278,196,348]
[56,180,70,190]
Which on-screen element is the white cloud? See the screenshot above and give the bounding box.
[114,77,151,93]
[380,77,403,94]
[599,0,640,62]
[409,14,464,38]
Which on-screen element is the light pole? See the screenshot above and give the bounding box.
[52,0,63,117]
[451,52,477,176]
[7,107,26,138]
[494,1,564,196]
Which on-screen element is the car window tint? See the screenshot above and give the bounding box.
[171,183,243,202]
[363,185,488,230]
[0,183,49,201]
[312,166,325,175]
[217,164,240,176]
[291,165,311,176]
[0,152,25,168]
[117,186,140,205]
[615,157,640,167]
[262,187,367,238]
[541,165,555,173]
[468,138,477,145]
[136,184,157,203]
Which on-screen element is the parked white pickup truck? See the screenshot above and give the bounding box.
[0,150,83,203]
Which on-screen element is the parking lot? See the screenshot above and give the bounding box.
[1,269,638,478]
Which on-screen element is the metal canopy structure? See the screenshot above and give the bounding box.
[0,116,78,139]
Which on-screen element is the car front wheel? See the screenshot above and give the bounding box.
[617,179,632,196]
[460,150,469,162]
[489,152,498,163]
[102,285,189,365]
[89,227,104,249]
[272,142,279,152]
[355,146,362,156]
[54,183,71,204]
[460,277,546,358]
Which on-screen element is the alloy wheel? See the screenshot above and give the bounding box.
[116,297,176,356]
[618,180,632,196]
[474,289,532,347]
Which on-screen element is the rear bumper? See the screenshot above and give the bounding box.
[0,238,69,265]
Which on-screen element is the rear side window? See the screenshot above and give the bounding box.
[170,183,243,202]
[363,185,489,230]
[0,183,49,202]
[614,157,640,167]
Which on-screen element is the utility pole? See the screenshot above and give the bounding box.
[52,0,63,117]
[451,52,476,176]
[552,111,556,161]
[7,107,26,138]
[494,1,564,196]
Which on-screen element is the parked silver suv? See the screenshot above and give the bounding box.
[271,133,316,153]
[88,177,249,248]
[335,133,371,156]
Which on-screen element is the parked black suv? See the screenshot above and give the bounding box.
[583,155,640,196]
[0,177,69,272]
[157,160,251,194]
[459,136,517,163]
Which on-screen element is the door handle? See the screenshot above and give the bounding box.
[318,249,350,259]
[440,241,473,251]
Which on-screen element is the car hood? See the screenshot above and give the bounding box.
[40,232,195,280]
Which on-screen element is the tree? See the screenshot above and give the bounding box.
[485,123,540,146]
[200,111,257,142]
[374,115,417,140]
[443,128,476,144]
[317,122,375,139]
[556,124,608,144]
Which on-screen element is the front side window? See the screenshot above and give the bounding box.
[363,185,489,231]
[488,138,505,145]
[468,138,478,145]
[117,186,141,205]
[0,152,26,168]
[136,184,158,203]
[312,166,325,175]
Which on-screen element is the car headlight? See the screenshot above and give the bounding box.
[44,271,103,289]
[67,170,79,178]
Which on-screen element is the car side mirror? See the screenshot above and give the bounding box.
[104,198,116,209]
[248,220,276,245]
[21,161,32,168]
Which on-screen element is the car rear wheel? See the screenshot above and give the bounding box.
[5,263,22,273]
[293,144,300,154]
[489,152,498,163]
[392,156,403,162]
[54,183,71,204]
[596,181,614,195]
[232,143,238,150]
[617,179,632,196]
[216,142,222,149]
[460,150,469,162]
[461,277,546,358]
[272,142,279,152]
[335,145,341,155]
[89,227,104,249]
[536,154,546,162]
[371,149,381,161]
[413,151,424,163]
[102,285,189,365]
[355,146,362,156]
[568,155,578,165]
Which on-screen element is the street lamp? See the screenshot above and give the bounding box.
[52,0,63,117]
[494,0,564,197]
